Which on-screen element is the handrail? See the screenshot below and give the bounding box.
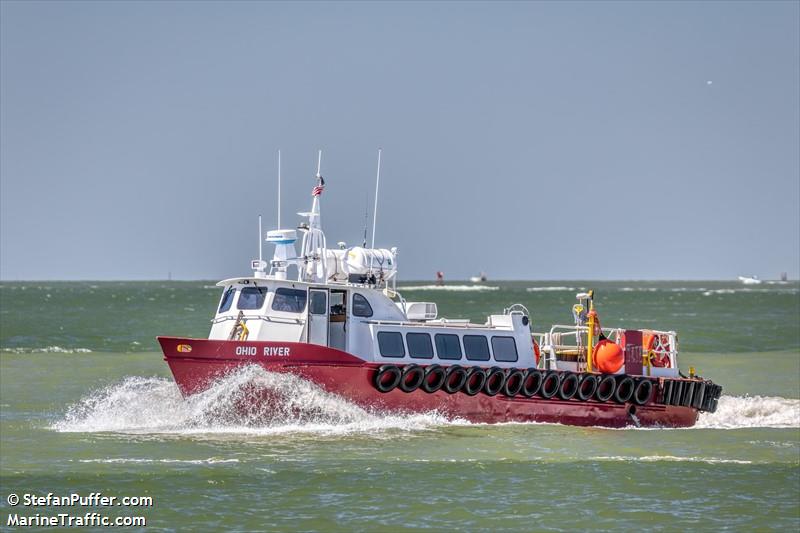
[364,319,497,329]
[211,315,305,325]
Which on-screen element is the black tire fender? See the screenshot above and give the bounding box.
[521,368,543,398]
[540,371,561,399]
[503,369,526,397]
[399,364,426,393]
[483,367,507,396]
[614,376,636,404]
[443,365,468,394]
[632,379,654,406]
[463,367,486,396]
[558,372,580,400]
[374,365,402,393]
[421,364,447,393]
[595,374,617,402]
[577,374,599,401]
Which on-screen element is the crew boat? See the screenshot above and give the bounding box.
[158,153,722,428]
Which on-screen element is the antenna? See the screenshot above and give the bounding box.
[258,214,263,263]
[362,191,369,247]
[277,150,281,228]
[370,148,382,251]
[316,149,322,178]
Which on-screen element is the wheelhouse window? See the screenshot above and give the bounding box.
[377,331,405,358]
[463,335,490,361]
[271,288,308,313]
[492,336,518,362]
[352,293,373,317]
[435,334,462,360]
[237,286,267,310]
[218,287,235,313]
[407,333,434,359]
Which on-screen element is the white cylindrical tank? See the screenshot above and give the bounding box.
[343,247,397,280]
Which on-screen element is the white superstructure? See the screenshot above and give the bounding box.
[208,152,680,377]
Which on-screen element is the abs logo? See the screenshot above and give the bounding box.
[177,344,192,353]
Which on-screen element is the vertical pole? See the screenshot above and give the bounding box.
[369,149,382,277]
[277,150,281,228]
[371,148,382,251]
[586,292,595,372]
[258,215,263,263]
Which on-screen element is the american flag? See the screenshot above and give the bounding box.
[312,185,324,196]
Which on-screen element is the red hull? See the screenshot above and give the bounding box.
[157,336,699,428]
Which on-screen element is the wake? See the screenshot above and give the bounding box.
[51,366,451,436]
[696,394,800,429]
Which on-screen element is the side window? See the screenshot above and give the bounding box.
[492,336,518,362]
[352,293,373,317]
[218,287,235,313]
[434,334,462,360]
[377,331,405,358]
[271,288,308,313]
[406,333,433,359]
[463,335,490,361]
[237,286,267,310]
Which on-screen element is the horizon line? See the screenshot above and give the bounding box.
[0,277,796,283]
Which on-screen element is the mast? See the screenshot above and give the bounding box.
[298,150,328,283]
[277,150,281,229]
[369,148,382,276]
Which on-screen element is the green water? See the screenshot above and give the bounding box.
[1,281,799,531]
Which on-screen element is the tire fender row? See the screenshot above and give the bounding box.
[658,378,722,413]
[373,364,657,406]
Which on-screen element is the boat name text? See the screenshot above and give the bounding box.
[234,346,290,357]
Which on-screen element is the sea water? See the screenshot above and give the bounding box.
[1,281,798,530]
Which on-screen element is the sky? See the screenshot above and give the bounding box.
[1,1,798,281]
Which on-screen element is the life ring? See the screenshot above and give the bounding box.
[594,375,616,402]
[533,341,541,365]
[373,365,401,393]
[483,367,506,396]
[503,369,525,397]
[421,364,447,393]
[558,372,580,400]
[521,369,543,397]
[540,371,561,399]
[614,376,636,404]
[576,374,599,401]
[643,333,671,367]
[399,364,425,393]
[443,365,468,394]
[463,367,486,396]
[632,379,654,405]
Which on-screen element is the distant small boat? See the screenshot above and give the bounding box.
[738,275,762,285]
[470,272,488,283]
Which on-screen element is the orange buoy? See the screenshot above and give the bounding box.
[593,339,624,373]
[533,341,541,365]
